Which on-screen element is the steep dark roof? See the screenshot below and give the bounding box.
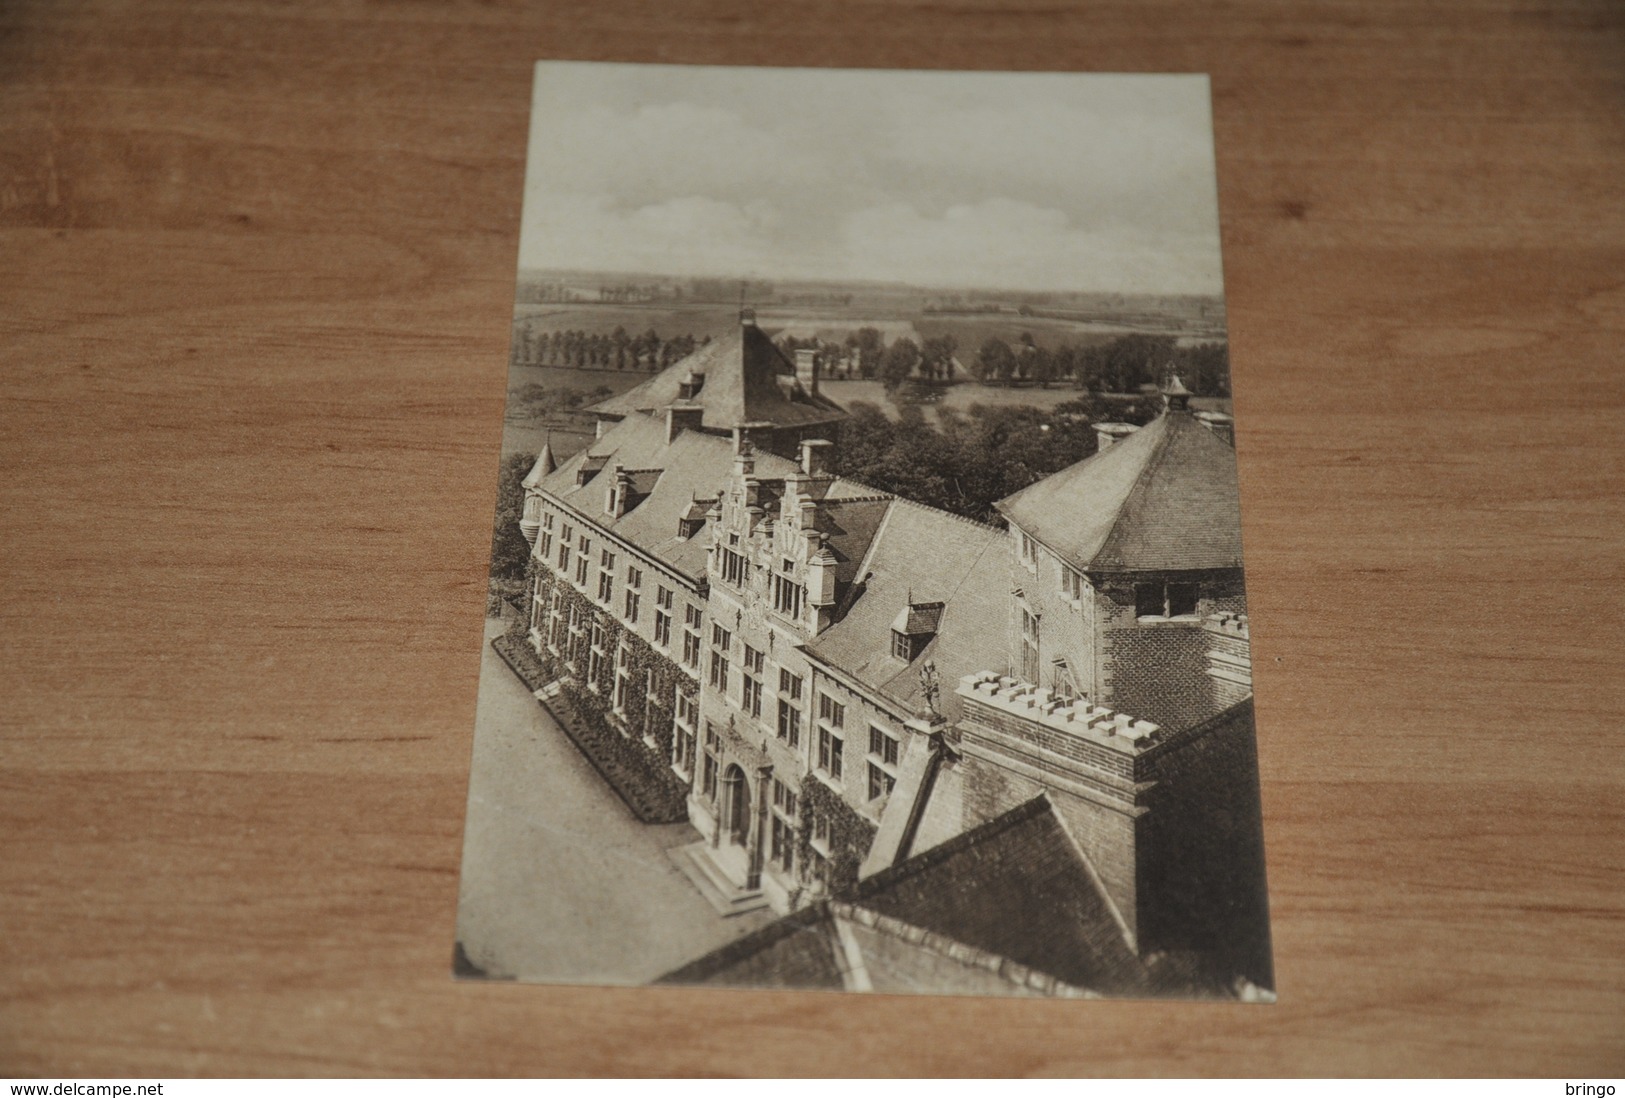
[587,321,847,431]
[659,797,1150,997]
[995,409,1242,574]
[846,796,1149,995]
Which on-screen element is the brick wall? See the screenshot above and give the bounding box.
[1096,574,1246,731]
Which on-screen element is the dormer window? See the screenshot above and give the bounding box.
[1136,580,1200,621]
[890,599,944,663]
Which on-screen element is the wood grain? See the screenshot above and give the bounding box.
[2,0,1622,1077]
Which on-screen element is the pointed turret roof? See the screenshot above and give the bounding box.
[521,434,556,488]
[586,316,846,432]
[995,406,1242,574]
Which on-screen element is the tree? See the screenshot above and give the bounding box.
[611,326,630,370]
[1029,346,1058,389]
[880,337,920,392]
[853,327,884,379]
[920,333,958,381]
[489,450,538,610]
[975,337,1016,386]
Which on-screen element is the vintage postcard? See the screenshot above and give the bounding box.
[455,61,1272,1001]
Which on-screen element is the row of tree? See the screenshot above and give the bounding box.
[967,333,1229,396]
[779,330,1230,397]
[836,395,1165,523]
[513,327,707,372]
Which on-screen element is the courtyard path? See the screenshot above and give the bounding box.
[455,618,773,985]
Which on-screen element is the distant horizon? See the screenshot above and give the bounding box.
[516,266,1227,303]
[522,64,1227,298]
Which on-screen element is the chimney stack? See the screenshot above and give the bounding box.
[1093,422,1137,453]
[800,438,834,477]
[794,347,819,396]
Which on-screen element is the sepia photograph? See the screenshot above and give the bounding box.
[455,61,1273,1001]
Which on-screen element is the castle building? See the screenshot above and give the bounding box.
[514,313,1269,997]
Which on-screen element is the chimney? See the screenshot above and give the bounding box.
[794,347,819,396]
[609,464,632,518]
[666,403,703,444]
[1161,374,1193,413]
[1195,411,1235,446]
[800,438,834,477]
[1093,422,1137,452]
[739,307,757,328]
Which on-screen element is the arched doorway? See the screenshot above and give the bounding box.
[721,764,749,848]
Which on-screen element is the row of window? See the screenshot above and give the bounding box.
[1021,530,1203,620]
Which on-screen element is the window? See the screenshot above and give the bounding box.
[575,535,590,586]
[1136,581,1200,620]
[702,724,721,800]
[682,604,702,670]
[776,668,803,747]
[612,642,631,717]
[1021,607,1041,683]
[708,624,731,692]
[537,512,555,560]
[719,533,748,588]
[557,523,573,571]
[529,574,545,632]
[816,694,845,780]
[891,630,913,661]
[653,585,673,648]
[868,727,899,801]
[1019,530,1038,571]
[741,645,764,720]
[623,565,642,624]
[597,548,616,604]
[769,779,798,873]
[772,567,804,619]
[546,589,565,652]
[588,622,607,687]
[1061,565,1085,602]
[672,691,698,777]
[806,807,831,888]
[566,602,585,666]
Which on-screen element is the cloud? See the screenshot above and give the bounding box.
[530,100,823,212]
[524,193,784,277]
[519,64,1226,294]
[837,198,1222,294]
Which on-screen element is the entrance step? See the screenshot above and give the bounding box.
[666,841,769,917]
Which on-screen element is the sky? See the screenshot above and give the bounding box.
[519,63,1226,296]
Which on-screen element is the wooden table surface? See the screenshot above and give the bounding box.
[3,0,1622,1078]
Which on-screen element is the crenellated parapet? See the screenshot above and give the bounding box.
[957,672,1163,756]
[1202,612,1251,704]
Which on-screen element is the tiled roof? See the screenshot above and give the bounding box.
[845,795,1148,995]
[659,796,1148,997]
[536,409,895,585]
[806,499,1008,721]
[995,409,1243,574]
[538,412,798,580]
[587,321,847,431]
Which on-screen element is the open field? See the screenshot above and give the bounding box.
[508,301,1216,353]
